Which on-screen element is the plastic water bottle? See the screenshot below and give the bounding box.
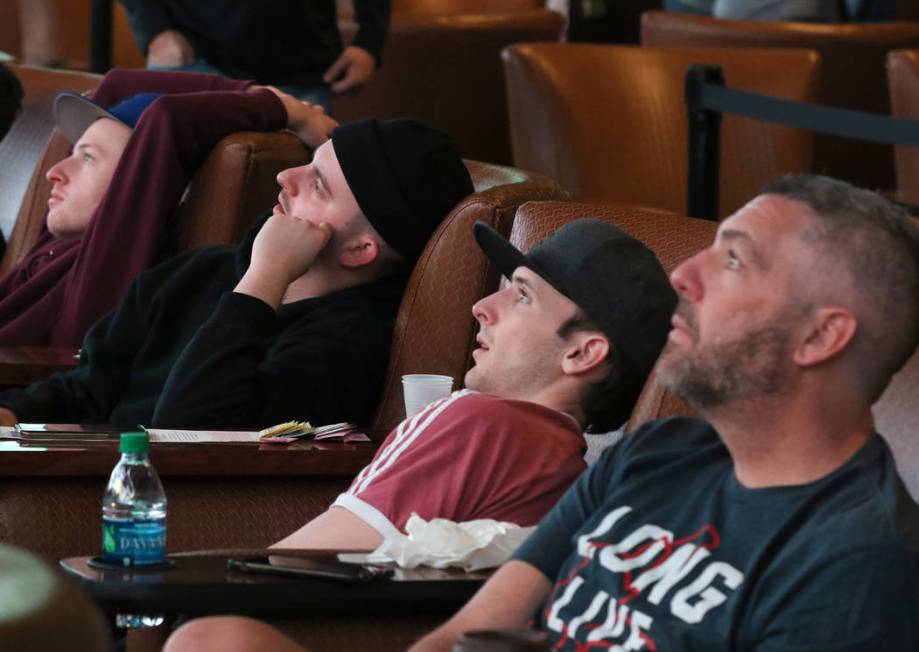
[102,432,167,566]
[102,432,167,629]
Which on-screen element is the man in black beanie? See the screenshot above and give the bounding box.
[0,117,473,430]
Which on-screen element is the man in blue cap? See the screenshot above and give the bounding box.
[0,68,337,347]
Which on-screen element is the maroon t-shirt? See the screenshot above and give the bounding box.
[333,390,588,539]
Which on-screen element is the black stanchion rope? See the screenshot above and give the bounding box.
[698,83,919,147]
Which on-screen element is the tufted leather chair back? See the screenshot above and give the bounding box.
[162,132,310,254]
[0,64,311,274]
[642,11,919,192]
[886,49,919,196]
[334,10,564,166]
[503,43,817,219]
[370,161,565,436]
[508,200,715,272]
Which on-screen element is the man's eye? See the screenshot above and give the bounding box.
[515,288,530,303]
[726,250,741,270]
[82,153,94,163]
[313,177,323,194]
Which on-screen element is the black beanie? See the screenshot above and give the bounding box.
[331,118,474,262]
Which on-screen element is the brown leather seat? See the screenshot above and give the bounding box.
[503,43,818,218]
[334,10,564,166]
[371,161,566,436]
[886,49,919,195]
[507,200,716,287]
[642,10,919,192]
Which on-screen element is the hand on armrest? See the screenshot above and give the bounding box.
[254,86,339,147]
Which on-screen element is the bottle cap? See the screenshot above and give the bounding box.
[119,432,149,454]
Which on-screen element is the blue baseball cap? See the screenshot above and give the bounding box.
[52,91,161,144]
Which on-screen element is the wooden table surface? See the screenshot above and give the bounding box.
[61,551,489,618]
[0,438,377,477]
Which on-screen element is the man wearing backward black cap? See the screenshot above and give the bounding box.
[0,117,474,431]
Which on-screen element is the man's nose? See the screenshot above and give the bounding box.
[471,294,495,325]
[276,166,304,195]
[670,255,703,303]
[46,160,67,184]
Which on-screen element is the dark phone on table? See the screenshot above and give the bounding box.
[227,556,394,583]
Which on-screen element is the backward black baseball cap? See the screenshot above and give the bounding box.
[474,219,677,379]
[331,118,474,262]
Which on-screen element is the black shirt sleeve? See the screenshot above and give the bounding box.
[352,0,391,64]
[118,0,175,55]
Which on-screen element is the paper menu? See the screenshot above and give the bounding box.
[142,429,262,443]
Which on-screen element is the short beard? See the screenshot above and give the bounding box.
[658,321,794,411]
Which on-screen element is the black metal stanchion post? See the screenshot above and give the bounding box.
[685,65,724,221]
[90,0,113,73]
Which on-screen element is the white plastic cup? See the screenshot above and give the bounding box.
[402,374,454,418]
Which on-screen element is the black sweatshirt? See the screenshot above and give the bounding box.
[0,216,406,429]
[119,0,391,86]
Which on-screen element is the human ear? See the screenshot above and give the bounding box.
[793,307,857,368]
[560,333,610,376]
[338,235,379,269]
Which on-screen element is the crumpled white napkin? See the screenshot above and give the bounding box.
[366,513,535,572]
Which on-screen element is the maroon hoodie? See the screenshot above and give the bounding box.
[0,68,287,346]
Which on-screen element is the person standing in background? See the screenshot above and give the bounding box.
[118,0,391,111]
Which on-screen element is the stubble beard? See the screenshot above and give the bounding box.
[657,317,795,411]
